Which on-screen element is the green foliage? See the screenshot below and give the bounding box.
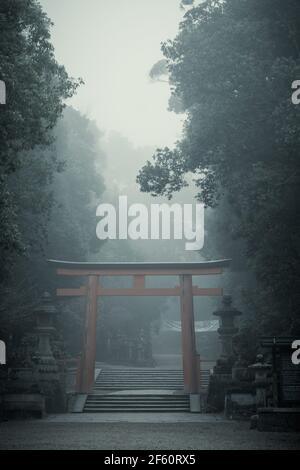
[138,0,300,336]
[180,0,195,10]
[0,1,106,354]
[0,0,81,257]
[0,0,81,168]
[0,107,106,354]
[149,59,168,83]
[137,147,188,199]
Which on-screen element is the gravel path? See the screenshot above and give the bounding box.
[0,419,299,450]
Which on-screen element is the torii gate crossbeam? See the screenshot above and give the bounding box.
[49,260,230,395]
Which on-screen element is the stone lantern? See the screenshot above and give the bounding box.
[207,296,245,412]
[214,295,242,361]
[248,354,271,408]
[34,292,58,374]
[33,292,66,413]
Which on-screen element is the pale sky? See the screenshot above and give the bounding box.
[40,0,185,147]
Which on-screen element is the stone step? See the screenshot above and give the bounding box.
[96,380,209,383]
[84,394,190,412]
[86,402,189,406]
[83,408,190,412]
[96,377,184,382]
[99,369,184,372]
[96,377,185,380]
[96,380,184,384]
[82,368,208,412]
[97,372,186,375]
[97,371,209,375]
[98,370,209,373]
[85,404,189,408]
[87,397,188,399]
[94,383,184,385]
[97,374,185,377]
[93,387,183,390]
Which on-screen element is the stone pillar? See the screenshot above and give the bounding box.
[248,354,271,408]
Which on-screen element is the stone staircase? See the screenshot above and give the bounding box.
[93,368,184,391]
[83,367,210,412]
[84,394,190,412]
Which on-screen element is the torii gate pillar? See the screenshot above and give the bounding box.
[77,275,98,394]
[180,274,198,394]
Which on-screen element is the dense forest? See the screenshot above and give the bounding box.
[1,0,300,451]
[138,0,300,340]
[0,0,300,365]
[0,0,107,355]
[0,0,169,360]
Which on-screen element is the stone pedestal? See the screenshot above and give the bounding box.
[257,408,300,432]
[190,394,201,413]
[3,368,44,419]
[225,386,256,419]
[232,355,251,382]
[3,393,45,419]
[207,373,234,411]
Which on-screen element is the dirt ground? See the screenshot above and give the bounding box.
[0,418,299,450]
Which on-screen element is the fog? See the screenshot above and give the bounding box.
[40,0,184,148]
[2,1,298,440]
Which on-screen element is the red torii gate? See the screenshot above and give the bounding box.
[49,260,230,394]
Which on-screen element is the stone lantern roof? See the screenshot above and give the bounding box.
[34,292,57,316]
[213,295,242,319]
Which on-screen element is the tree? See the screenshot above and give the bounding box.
[137,0,300,335]
[149,59,169,83]
[1,107,107,356]
[180,0,195,10]
[0,0,81,258]
[0,1,109,361]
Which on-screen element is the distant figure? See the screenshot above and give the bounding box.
[0,80,6,104]
[0,340,6,365]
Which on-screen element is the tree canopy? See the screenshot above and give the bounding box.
[137,0,300,335]
[0,0,81,259]
[0,2,105,356]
